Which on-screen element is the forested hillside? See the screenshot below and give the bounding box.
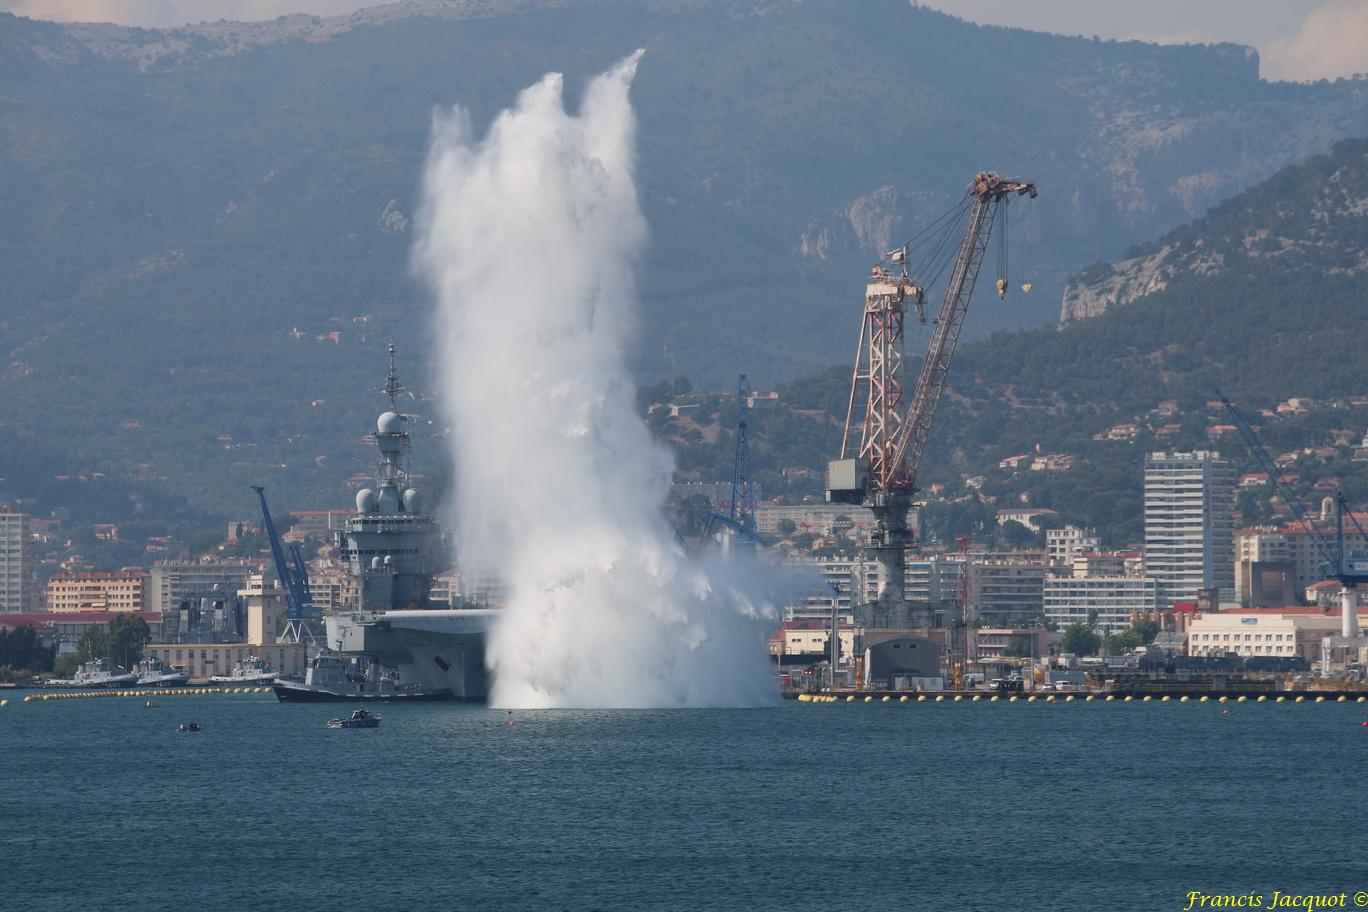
[4,0,1368,514]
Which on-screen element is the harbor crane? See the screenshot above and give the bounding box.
[827,172,1036,623]
[1219,394,1368,661]
[700,374,761,554]
[252,485,322,645]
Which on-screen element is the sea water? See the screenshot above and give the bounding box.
[4,695,1367,910]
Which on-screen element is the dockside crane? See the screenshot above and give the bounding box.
[827,173,1036,622]
[699,375,761,554]
[1219,394,1368,647]
[252,485,322,644]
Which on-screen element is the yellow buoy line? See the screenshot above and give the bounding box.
[19,687,271,703]
[794,692,1368,705]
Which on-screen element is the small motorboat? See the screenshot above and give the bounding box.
[178,722,201,733]
[327,707,380,729]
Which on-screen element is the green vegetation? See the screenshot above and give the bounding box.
[0,627,53,679]
[74,614,151,669]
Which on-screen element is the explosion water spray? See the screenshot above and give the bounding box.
[414,52,780,708]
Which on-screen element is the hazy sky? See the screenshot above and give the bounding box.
[4,0,1367,82]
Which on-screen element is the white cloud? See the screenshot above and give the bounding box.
[1262,0,1368,81]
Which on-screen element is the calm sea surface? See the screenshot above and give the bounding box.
[4,693,1367,911]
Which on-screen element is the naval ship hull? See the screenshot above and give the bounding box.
[271,680,453,703]
[326,608,494,702]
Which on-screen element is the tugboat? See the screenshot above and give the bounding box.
[207,655,276,685]
[134,656,190,688]
[48,658,139,689]
[327,707,380,729]
[273,652,451,703]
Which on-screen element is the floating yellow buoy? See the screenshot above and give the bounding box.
[1008,695,1018,702]
[1021,283,1033,293]
[1105,695,1114,701]
[1179,696,1189,703]
[1295,696,1305,703]
[1257,695,1266,702]
[0,699,7,707]
[953,695,962,702]
[972,695,981,702]
[1315,696,1325,703]
[1027,695,1037,702]
[989,695,999,702]
[1237,696,1247,703]
[845,695,855,703]
[1085,695,1094,702]
[1358,696,1366,703]
[1161,696,1170,702]
[1276,696,1286,703]
[864,696,873,703]
[899,695,909,702]
[1337,695,1346,702]
[935,695,944,702]
[797,693,809,702]
[1065,695,1075,702]
[1142,696,1151,702]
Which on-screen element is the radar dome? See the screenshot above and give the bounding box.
[377,411,403,434]
[355,488,377,514]
[402,488,422,514]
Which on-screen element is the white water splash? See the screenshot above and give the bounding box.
[414,52,779,708]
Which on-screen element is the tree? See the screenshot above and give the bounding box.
[1131,616,1160,645]
[52,654,79,678]
[1060,623,1101,656]
[75,627,109,664]
[1104,629,1142,654]
[777,518,798,537]
[107,614,152,669]
[1002,634,1034,658]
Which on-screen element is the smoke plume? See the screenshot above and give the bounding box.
[414,52,779,708]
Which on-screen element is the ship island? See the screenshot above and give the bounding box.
[272,347,495,702]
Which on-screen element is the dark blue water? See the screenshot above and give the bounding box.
[5,693,1367,911]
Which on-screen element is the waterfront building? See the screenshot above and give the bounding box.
[150,558,260,614]
[973,628,1061,661]
[0,506,31,613]
[1047,525,1099,565]
[46,569,149,613]
[1043,575,1159,634]
[144,641,306,680]
[966,561,1046,627]
[1184,608,1367,663]
[1236,520,1368,604]
[1143,451,1236,609]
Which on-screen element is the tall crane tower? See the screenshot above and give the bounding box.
[827,172,1036,624]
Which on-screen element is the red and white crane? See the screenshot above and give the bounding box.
[827,172,1036,618]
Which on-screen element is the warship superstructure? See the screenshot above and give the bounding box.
[322,347,495,701]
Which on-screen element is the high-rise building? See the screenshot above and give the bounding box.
[1144,451,1236,608]
[1046,525,1100,565]
[0,506,31,613]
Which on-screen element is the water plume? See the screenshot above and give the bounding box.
[414,52,780,708]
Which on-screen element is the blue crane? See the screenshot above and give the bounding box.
[1219,393,1368,593]
[694,375,761,553]
[252,485,319,642]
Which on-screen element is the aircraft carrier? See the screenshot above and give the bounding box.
[323,347,495,701]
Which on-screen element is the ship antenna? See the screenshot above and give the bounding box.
[383,342,405,411]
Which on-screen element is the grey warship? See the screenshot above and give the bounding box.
[300,346,494,701]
